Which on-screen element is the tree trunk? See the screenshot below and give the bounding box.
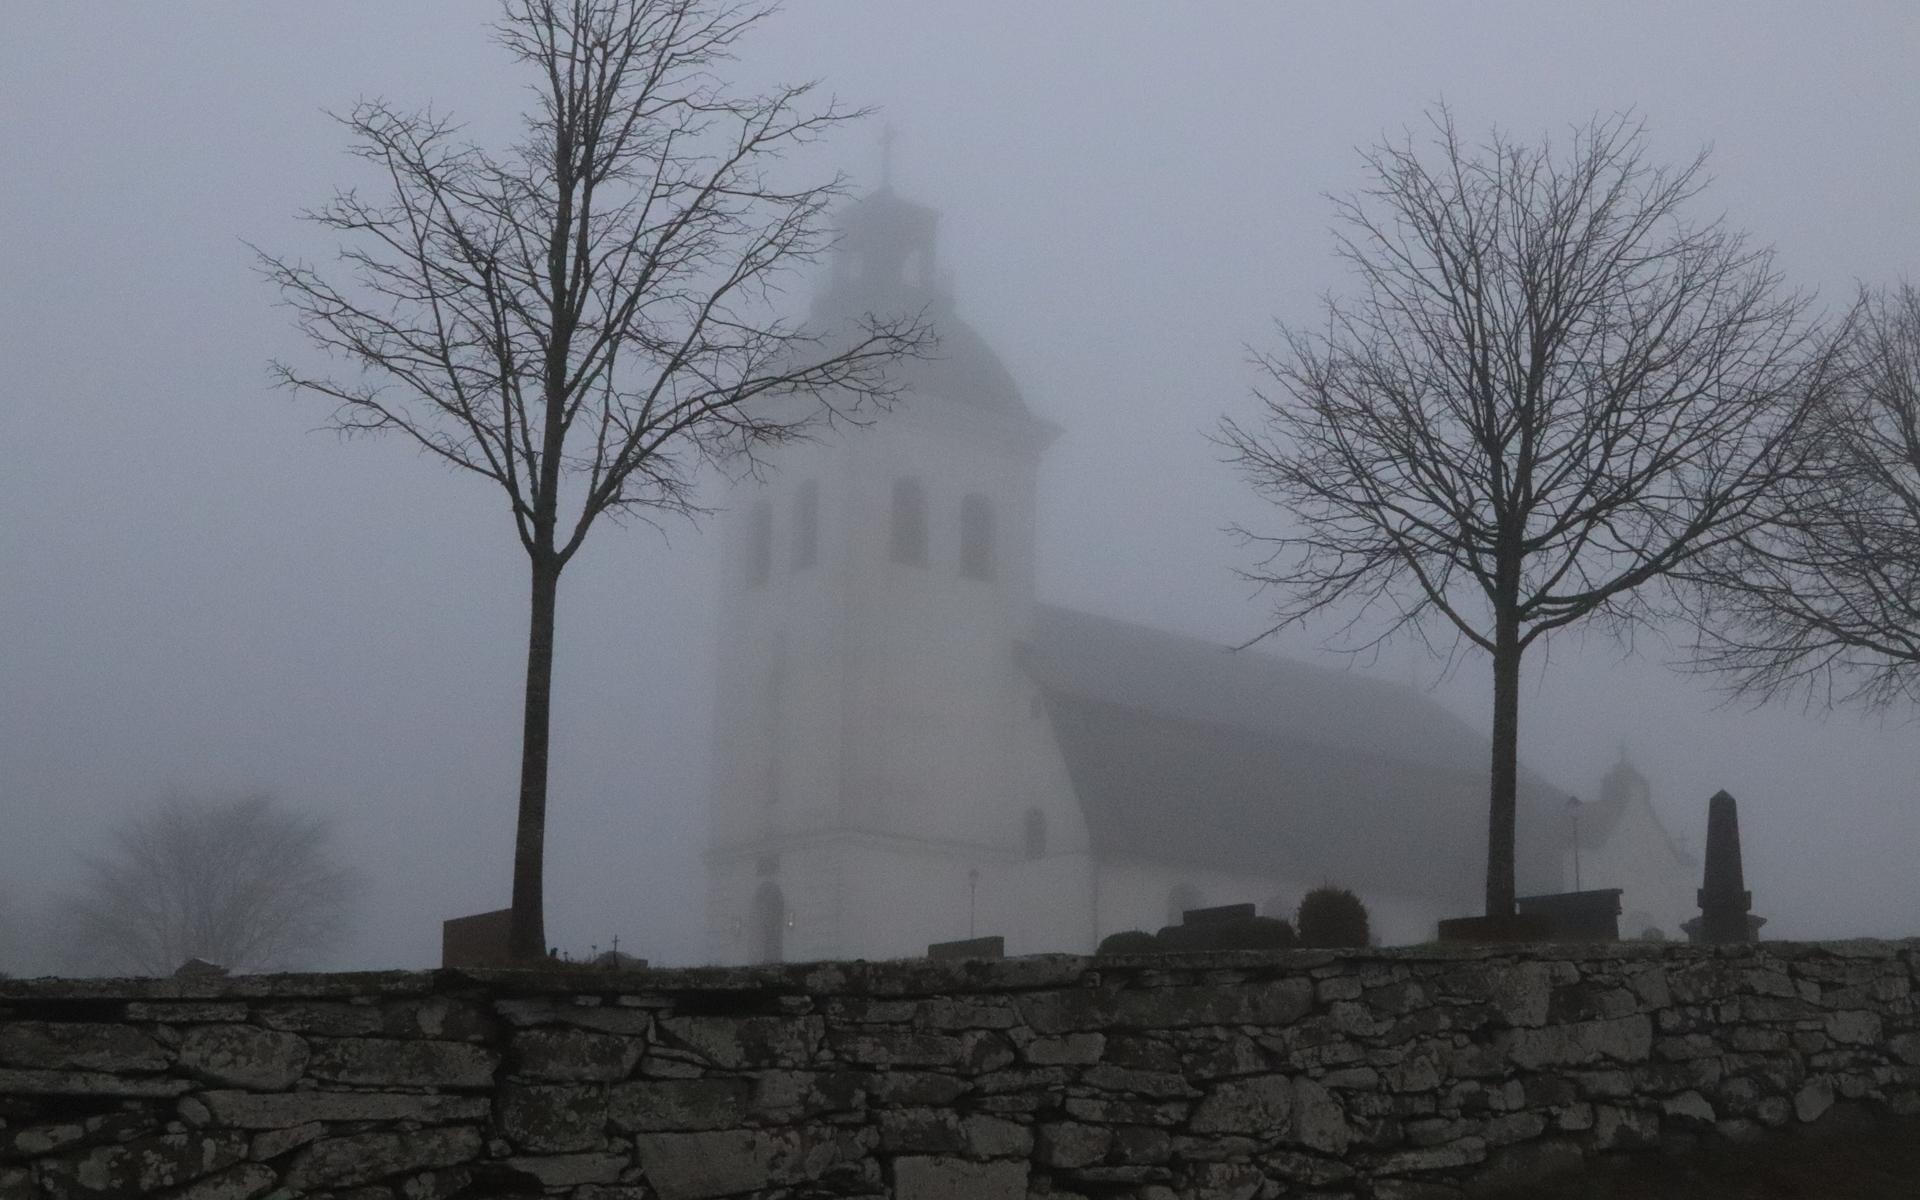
[1485,612,1522,917]
[508,556,560,961]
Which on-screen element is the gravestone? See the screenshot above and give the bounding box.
[927,935,1004,960]
[1515,888,1623,941]
[442,908,516,968]
[1688,790,1764,944]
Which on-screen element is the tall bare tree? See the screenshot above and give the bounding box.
[66,794,355,975]
[1688,283,1920,708]
[1221,110,1837,918]
[260,0,928,959]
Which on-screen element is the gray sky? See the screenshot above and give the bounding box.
[4,2,1917,970]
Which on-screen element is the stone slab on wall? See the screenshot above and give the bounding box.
[0,941,1916,1198]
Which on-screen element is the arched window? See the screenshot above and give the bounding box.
[1166,883,1203,927]
[747,499,773,587]
[960,493,995,581]
[889,478,927,566]
[1023,807,1047,860]
[752,881,785,964]
[791,480,819,571]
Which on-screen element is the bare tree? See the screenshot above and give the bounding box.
[1220,110,1837,918]
[259,0,929,959]
[65,794,355,976]
[1688,283,1920,708]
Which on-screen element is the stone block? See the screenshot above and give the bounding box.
[283,1126,484,1191]
[249,1120,325,1161]
[1591,1105,1658,1150]
[1190,1076,1291,1135]
[1794,1076,1835,1123]
[308,1036,500,1087]
[256,1001,386,1036]
[1082,1063,1195,1098]
[1375,1135,1487,1174]
[165,1162,278,1200]
[634,1129,805,1198]
[36,1132,249,1197]
[1661,1089,1716,1126]
[1178,1161,1267,1198]
[877,1107,965,1154]
[962,1114,1031,1159]
[0,1067,190,1097]
[500,1152,627,1187]
[510,1027,644,1081]
[1507,1015,1651,1069]
[1023,1032,1104,1065]
[0,1021,169,1072]
[384,996,497,1042]
[609,1076,752,1131]
[917,996,1020,1029]
[202,1089,489,1128]
[866,1069,967,1106]
[497,1081,608,1152]
[1036,1121,1111,1168]
[124,1002,250,1023]
[0,1119,93,1160]
[892,1156,1027,1200]
[1291,1077,1352,1155]
[178,1023,310,1090]
[656,1015,817,1069]
[494,997,654,1035]
[1824,1010,1883,1045]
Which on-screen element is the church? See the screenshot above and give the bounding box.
[702,187,1694,963]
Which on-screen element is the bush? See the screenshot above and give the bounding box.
[1096,930,1162,956]
[1296,885,1370,948]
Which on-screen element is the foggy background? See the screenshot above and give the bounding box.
[3,2,1917,972]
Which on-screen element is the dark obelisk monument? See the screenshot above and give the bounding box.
[1691,789,1762,943]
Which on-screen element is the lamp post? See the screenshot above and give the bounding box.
[1568,794,1583,891]
[968,867,980,938]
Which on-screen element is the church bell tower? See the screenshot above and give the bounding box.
[704,187,1059,963]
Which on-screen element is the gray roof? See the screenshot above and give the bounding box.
[1022,605,1566,903]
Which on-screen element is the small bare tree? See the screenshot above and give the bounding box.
[1221,110,1837,918]
[66,794,355,976]
[1688,284,1920,708]
[259,0,929,959]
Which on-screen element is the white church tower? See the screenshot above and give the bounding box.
[703,187,1079,963]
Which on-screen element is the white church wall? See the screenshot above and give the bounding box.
[704,837,849,965]
[837,405,1047,849]
[833,835,1094,960]
[1563,798,1696,939]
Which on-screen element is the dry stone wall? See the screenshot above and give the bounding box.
[1,941,1917,1199]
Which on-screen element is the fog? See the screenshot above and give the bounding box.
[3,2,1917,972]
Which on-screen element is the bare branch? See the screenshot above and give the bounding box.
[259,0,930,959]
[1685,283,1920,710]
[1220,109,1834,915]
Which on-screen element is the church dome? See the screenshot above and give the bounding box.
[812,188,1029,417]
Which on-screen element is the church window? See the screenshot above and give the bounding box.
[792,480,819,571]
[960,493,995,581]
[889,477,927,566]
[748,499,773,587]
[1023,807,1047,859]
[752,881,786,964]
[1167,883,1203,927]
